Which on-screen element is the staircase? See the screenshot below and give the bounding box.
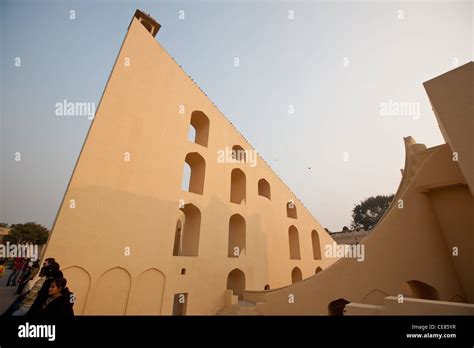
[216,300,262,316]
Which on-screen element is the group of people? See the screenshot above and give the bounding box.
[5,258,40,295]
[2,257,75,319]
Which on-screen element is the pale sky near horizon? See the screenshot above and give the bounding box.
[0,0,473,231]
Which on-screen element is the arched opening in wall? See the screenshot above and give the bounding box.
[187,125,196,143]
[172,220,183,256]
[328,298,350,316]
[172,293,188,315]
[190,111,210,147]
[181,162,191,192]
[287,201,297,219]
[399,282,411,298]
[315,266,323,274]
[264,284,270,290]
[230,168,246,204]
[231,145,246,162]
[258,179,271,200]
[406,280,440,300]
[227,268,246,299]
[311,229,322,260]
[182,152,205,195]
[291,267,302,283]
[288,225,301,260]
[228,214,246,258]
[175,203,201,256]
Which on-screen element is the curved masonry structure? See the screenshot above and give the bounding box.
[43,10,474,316]
[43,10,338,315]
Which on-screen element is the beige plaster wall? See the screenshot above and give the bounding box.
[42,15,338,315]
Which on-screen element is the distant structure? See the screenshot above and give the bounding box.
[42,10,474,316]
[330,229,369,245]
[0,227,10,244]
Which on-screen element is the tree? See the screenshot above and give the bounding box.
[0,222,8,228]
[3,222,49,245]
[351,194,394,231]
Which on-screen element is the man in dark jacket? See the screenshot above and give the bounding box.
[15,260,39,295]
[26,262,63,317]
[36,277,74,320]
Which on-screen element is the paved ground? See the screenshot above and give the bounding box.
[0,269,20,314]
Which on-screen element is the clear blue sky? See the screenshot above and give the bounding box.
[1,0,472,231]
